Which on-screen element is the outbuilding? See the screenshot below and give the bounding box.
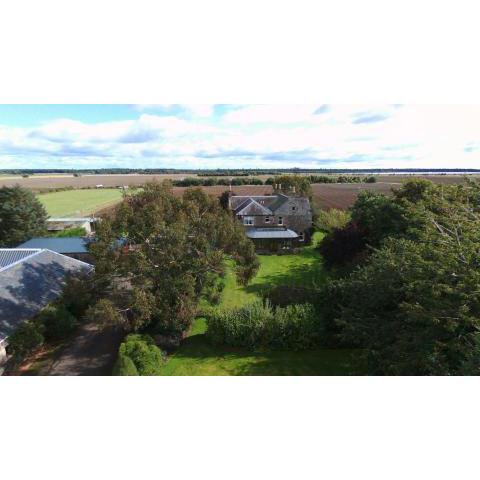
[18,237,93,263]
[0,248,92,372]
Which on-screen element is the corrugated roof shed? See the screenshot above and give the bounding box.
[0,249,41,270]
[18,237,90,254]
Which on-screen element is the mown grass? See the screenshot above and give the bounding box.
[159,234,363,376]
[38,189,124,217]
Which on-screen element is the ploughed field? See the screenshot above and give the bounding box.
[0,173,198,189]
[1,172,475,191]
[23,174,480,217]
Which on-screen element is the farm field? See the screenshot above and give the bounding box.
[0,173,199,190]
[38,188,124,217]
[1,172,476,190]
[159,234,364,376]
[311,182,395,210]
[16,173,480,217]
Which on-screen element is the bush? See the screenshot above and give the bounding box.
[112,354,139,376]
[203,274,225,306]
[7,321,45,361]
[59,273,95,318]
[115,334,163,376]
[263,285,318,308]
[315,208,351,234]
[51,226,87,237]
[207,300,320,350]
[37,305,78,341]
[318,223,367,268]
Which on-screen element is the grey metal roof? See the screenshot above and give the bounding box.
[0,249,41,270]
[18,237,90,254]
[246,228,299,239]
[0,249,92,342]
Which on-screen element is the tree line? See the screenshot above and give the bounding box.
[316,179,480,375]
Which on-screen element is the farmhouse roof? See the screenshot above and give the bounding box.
[18,237,90,255]
[230,193,307,215]
[245,228,299,239]
[0,249,92,343]
[235,199,273,216]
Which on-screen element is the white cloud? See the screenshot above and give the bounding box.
[1,105,480,169]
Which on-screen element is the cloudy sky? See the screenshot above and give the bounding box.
[0,104,479,170]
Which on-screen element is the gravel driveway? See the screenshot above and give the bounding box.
[47,322,124,376]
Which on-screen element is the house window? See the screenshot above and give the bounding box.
[299,231,304,242]
[291,205,296,212]
[265,216,271,223]
[243,216,254,226]
[278,216,283,225]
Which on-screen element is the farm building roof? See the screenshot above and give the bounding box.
[0,249,92,343]
[0,249,41,271]
[18,237,90,254]
[48,217,98,222]
[246,228,299,239]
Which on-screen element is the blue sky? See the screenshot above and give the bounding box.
[0,104,479,169]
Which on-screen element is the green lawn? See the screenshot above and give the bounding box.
[38,189,124,217]
[159,234,363,376]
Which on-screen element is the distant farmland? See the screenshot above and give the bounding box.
[22,173,479,218]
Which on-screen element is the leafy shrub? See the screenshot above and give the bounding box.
[59,273,95,318]
[203,274,225,306]
[318,223,367,268]
[207,300,320,350]
[37,305,78,341]
[315,208,351,234]
[263,285,319,308]
[112,354,139,376]
[115,334,163,376]
[51,226,87,237]
[7,321,45,361]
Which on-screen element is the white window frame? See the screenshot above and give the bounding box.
[299,231,304,242]
[265,216,271,223]
[243,216,254,226]
[278,216,283,225]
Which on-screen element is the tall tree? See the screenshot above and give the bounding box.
[0,185,48,247]
[327,182,480,375]
[90,182,259,335]
[269,175,312,197]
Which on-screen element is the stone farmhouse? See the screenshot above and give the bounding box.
[228,191,313,253]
